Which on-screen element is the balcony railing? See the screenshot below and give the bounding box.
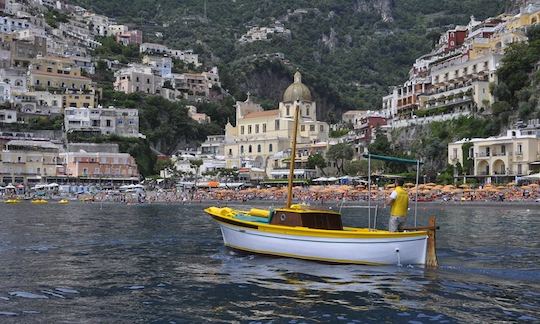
[476,152,490,157]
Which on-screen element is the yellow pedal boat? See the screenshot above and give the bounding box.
[4,199,21,204]
[31,199,48,204]
[58,199,69,204]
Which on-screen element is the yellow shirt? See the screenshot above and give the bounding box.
[390,186,409,217]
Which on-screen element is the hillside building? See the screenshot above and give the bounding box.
[224,72,329,176]
[448,128,540,181]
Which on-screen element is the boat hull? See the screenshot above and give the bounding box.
[216,220,427,265]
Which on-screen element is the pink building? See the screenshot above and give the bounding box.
[116,30,143,46]
[60,152,139,180]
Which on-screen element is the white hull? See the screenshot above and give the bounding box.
[218,221,428,265]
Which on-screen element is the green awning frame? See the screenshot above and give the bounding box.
[363,153,423,165]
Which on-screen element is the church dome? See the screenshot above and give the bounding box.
[283,71,312,102]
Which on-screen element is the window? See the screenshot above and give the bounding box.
[269,144,273,152]
[518,164,522,174]
[452,148,458,159]
[240,145,244,154]
[319,125,324,132]
[501,145,505,155]
[248,145,252,153]
[301,125,305,131]
[255,124,259,133]
[263,124,267,132]
[306,108,310,116]
[286,106,290,116]
[228,149,232,155]
[106,119,111,127]
[241,126,244,135]
[275,120,280,130]
[517,144,522,154]
[257,144,261,153]
[310,125,315,132]
[248,125,252,134]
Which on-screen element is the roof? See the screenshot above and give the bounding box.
[6,140,60,149]
[31,70,91,81]
[243,110,279,119]
[283,71,312,102]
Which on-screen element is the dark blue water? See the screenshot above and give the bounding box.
[0,202,538,322]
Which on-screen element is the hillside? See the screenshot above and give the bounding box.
[69,0,512,118]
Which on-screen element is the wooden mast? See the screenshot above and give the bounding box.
[286,101,300,208]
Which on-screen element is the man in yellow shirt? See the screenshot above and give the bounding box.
[386,179,409,232]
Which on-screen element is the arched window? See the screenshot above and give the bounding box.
[248,145,252,153]
[240,145,244,154]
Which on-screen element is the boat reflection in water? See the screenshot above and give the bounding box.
[198,250,430,296]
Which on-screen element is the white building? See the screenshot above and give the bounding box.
[108,24,129,36]
[448,129,540,179]
[0,16,31,33]
[0,109,17,123]
[0,81,11,102]
[140,43,201,67]
[64,107,140,138]
[142,55,172,77]
[114,64,162,95]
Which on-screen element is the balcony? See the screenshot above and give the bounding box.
[475,152,490,158]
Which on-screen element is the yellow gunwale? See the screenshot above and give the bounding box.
[205,206,428,239]
[224,242,383,265]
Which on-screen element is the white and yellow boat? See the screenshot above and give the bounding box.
[58,199,69,205]
[205,89,438,266]
[31,199,48,204]
[205,206,430,265]
[4,199,21,204]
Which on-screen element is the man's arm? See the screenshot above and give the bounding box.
[385,190,397,207]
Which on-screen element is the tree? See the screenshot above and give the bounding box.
[326,143,354,175]
[368,128,392,155]
[154,158,174,176]
[307,153,327,175]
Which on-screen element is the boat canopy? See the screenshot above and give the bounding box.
[362,153,423,165]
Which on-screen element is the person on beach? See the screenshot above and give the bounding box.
[386,179,409,232]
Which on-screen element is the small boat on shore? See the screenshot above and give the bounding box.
[58,199,69,205]
[31,199,48,204]
[4,199,21,204]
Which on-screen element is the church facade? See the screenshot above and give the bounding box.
[224,71,330,176]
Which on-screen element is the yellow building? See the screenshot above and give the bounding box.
[448,129,540,179]
[28,56,93,92]
[224,71,329,176]
[505,3,540,31]
[63,90,97,109]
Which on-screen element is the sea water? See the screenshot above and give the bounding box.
[0,202,538,322]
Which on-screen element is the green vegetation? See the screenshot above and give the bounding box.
[27,116,64,130]
[306,153,327,175]
[329,128,350,138]
[44,9,69,28]
[493,26,540,123]
[72,0,510,112]
[326,143,354,175]
[94,37,141,64]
